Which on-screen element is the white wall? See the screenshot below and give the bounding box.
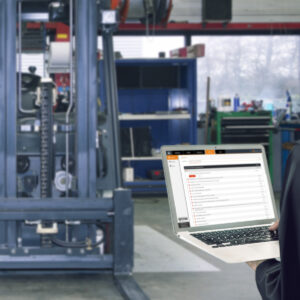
[171,0,300,23]
[16,54,45,77]
[98,36,184,58]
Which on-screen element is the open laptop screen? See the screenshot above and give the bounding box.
[165,149,275,229]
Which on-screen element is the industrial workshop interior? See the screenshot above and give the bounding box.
[0,0,299,299]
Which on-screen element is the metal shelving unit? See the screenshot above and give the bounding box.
[119,113,191,120]
[215,111,274,179]
[99,58,197,193]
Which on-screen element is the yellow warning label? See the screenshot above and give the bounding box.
[57,33,68,40]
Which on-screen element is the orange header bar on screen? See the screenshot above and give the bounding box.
[205,149,215,155]
[167,155,178,160]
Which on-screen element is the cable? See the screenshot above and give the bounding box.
[51,236,104,249]
[51,222,105,249]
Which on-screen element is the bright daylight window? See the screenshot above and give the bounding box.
[193,35,300,114]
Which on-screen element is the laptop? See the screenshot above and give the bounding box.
[161,144,280,263]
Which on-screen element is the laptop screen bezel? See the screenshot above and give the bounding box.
[161,144,278,234]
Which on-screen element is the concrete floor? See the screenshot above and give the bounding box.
[133,197,261,300]
[0,196,262,300]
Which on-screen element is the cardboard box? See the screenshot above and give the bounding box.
[170,44,205,58]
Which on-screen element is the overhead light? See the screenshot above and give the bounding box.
[49,2,62,9]
[100,10,118,25]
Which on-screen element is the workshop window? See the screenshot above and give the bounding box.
[192,35,300,113]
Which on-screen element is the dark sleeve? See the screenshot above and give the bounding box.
[255,259,281,300]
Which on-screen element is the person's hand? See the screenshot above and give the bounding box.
[246,260,265,271]
[269,220,279,232]
[246,220,279,271]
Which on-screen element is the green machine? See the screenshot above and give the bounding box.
[215,111,274,179]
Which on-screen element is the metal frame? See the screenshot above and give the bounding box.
[117,22,300,35]
[102,29,123,188]
[0,0,17,249]
[76,0,93,197]
[100,14,149,300]
[0,0,148,299]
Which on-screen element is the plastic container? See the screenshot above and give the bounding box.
[286,90,292,120]
[233,94,240,112]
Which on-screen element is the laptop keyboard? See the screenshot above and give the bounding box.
[192,226,278,248]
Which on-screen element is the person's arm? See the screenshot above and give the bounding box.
[255,259,281,300]
[247,221,281,300]
[246,221,279,271]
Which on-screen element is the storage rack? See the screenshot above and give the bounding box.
[100,58,198,193]
[215,111,274,178]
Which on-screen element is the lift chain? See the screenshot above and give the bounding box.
[40,82,54,198]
